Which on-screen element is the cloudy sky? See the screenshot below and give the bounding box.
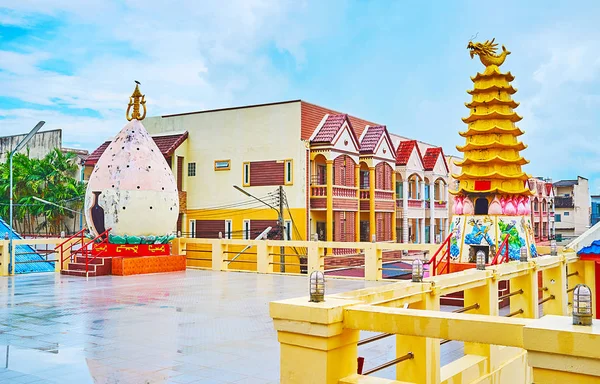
[1,0,599,192]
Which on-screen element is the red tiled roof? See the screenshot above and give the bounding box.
[545,183,553,196]
[84,141,110,166]
[301,101,378,140]
[360,125,386,154]
[395,140,423,166]
[311,114,349,143]
[84,132,188,166]
[422,147,449,171]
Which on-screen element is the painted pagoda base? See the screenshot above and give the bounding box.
[448,214,538,263]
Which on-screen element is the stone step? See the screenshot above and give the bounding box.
[60,269,98,277]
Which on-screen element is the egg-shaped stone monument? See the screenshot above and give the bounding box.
[84,82,179,245]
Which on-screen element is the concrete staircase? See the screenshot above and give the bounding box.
[60,256,112,277]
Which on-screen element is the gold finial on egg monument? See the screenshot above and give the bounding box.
[126,80,147,121]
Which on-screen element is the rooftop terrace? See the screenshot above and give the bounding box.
[0,270,477,384]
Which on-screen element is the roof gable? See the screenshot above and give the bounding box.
[395,140,424,167]
[311,114,347,143]
[301,101,379,140]
[422,147,449,173]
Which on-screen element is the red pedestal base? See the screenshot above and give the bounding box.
[92,243,171,257]
[112,255,186,276]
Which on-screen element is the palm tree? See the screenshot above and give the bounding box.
[0,148,85,235]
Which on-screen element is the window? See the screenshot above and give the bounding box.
[243,220,251,240]
[243,162,250,186]
[424,185,430,200]
[189,220,196,238]
[555,214,562,222]
[360,170,369,189]
[284,160,293,185]
[564,211,570,216]
[225,220,232,239]
[214,159,230,171]
[396,182,403,198]
[284,220,292,241]
[187,162,196,177]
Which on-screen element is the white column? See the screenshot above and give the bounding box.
[420,216,426,244]
[419,179,425,202]
[430,180,435,244]
[402,180,409,243]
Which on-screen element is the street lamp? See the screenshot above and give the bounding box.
[8,121,45,274]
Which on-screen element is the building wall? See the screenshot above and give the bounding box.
[592,196,600,226]
[554,177,590,237]
[0,129,62,162]
[143,101,308,238]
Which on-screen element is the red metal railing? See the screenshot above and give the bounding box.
[55,228,88,270]
[426,233,453,276]
[70,228,112,274]
[491,235,510,265]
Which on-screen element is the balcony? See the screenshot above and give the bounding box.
[408,199,424,208]
[555,196,574,208]
[434,201,447,209]
[310,185,358,211]
[374,190,393,200]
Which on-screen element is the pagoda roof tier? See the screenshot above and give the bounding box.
[452,171,530,181]
[454,155,529,166]
[467,84,517,95]
[465,98,519,109]
[462,111,522,124]
[456,141,526,151]
[459,125,524,137]
[471,70,515,82]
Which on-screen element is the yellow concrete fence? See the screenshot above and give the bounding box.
[0,238,78,276]
[270,252,600,384]
[176,237,439,278]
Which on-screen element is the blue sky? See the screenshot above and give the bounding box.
[1,0,600,193]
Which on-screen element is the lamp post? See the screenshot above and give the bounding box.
[476,250,486,270]
[572,284,593,326]
[8,121,45,274]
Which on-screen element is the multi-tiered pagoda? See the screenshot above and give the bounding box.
[449,39,537,263]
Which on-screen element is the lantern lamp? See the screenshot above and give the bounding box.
[520,246,528,262]
[476,250,486,270]
[550,240,557,256]
[412,259,424,282]
[309,271,325,302]
[572,284,593,326]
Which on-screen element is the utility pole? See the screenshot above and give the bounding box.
[233,185,286,272]
[279,186,285,273]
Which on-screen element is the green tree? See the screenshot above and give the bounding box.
[0,148,85,235]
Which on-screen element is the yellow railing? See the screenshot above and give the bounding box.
[270,252,600,384]
[0,237,81,275]
[177,238,439,279]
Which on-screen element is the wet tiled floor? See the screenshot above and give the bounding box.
[0,271,386,383]
[0,271,476,383]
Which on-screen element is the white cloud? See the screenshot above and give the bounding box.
[0,0,321,148]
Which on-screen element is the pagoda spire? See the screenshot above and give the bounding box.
[452,39,531,196]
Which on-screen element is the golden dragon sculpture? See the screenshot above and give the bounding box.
[467,38,510,67]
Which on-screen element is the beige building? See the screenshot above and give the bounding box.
[86,100,454,249]
[553,176,590,239]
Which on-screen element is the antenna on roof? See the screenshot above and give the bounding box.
[468,32,478,43]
